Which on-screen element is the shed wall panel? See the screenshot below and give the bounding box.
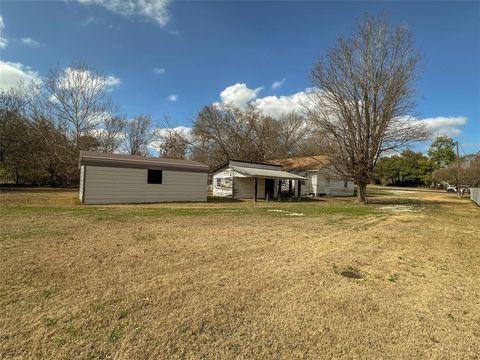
[471,187,480,206]
[83,166,207,204]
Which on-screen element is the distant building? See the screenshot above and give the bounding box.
[79,151,209,204]
[271,156,354,197]
[211,160,306,201]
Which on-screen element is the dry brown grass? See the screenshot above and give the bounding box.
[1,188,479,359]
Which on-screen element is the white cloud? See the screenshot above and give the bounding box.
[271,78,286,89]
[216,82,315,118]
[418,116,468,138]
[20,37,41,47]
[0,15,8,49]
[168,94,177,102]
[76,0,171,27]
[254,89,315,118]
[0,62,121,93]
[157,125,191,138]
[0,61,40,91]
[105,74,121,88]
[153,67,166,74]
[61,67,121,91]
[219,83,263,109]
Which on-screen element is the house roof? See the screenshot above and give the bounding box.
[231,166,307,180]
[212,159,281,173]
[270,156,331,172]
[79,151,209,173]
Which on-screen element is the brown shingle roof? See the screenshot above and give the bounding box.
[270,155,331,172]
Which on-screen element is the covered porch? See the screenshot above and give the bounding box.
[230,165,307,202]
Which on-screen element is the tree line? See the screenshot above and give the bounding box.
[372,136,480,188]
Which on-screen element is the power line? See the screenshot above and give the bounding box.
[459,142,468,157]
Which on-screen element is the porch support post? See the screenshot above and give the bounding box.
[297,180,302,200]
[278,179,282,200]
[253,177,257,202]
[288,180,292,198]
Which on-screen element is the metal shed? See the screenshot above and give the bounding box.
[79,151,209,204]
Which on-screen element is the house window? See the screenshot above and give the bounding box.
[148,169,163,184]
[344,180,348,188]
[216,178,222,188]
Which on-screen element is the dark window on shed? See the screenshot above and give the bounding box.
[148,170,163,184]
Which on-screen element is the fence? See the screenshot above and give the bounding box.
[471,188,480,206]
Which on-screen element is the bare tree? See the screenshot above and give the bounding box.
[97,116,126,153]
[124,115,157,156]
[158,127,190,159]
[306,14,427,203]
[433,154,480,192]
[270,112,310,158]
[20,61,115,149]
[192,104,260,165]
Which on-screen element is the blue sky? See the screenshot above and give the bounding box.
[1,0,479,153]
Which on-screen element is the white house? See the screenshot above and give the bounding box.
[271,156,355,197]
[211,160,306,201]
[79,151,209,204]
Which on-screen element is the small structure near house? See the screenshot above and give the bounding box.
[79,151,209,204]
[471,188,480,206]
[211,160,306,201]
[271,156,354,197]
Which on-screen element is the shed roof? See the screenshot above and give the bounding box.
[270,156,331,172]
[231,165,307,180]
[79,151,209,173]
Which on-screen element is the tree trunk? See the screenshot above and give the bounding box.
[356,181,368,204]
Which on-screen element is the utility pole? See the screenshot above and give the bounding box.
[456,140,460,197]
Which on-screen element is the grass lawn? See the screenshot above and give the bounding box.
[0,188,479,359]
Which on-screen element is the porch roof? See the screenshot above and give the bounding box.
[231,166,307,180]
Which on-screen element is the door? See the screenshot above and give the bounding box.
[265,178,275,200]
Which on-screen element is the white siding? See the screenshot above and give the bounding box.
[212,169,234,197]
[289,168,354,197]
[83,166,207,204]
[79,165,85,203]
[316,167,354,196]
[471,188,480,206]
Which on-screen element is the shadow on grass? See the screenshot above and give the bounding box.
[207,196,327,203]
[367,197,454,207]
[207,196,243,203]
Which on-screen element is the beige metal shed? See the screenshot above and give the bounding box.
[79,151,209,204]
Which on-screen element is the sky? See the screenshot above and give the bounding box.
[1,0,479,154]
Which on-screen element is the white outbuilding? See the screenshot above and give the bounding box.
[79,151,209,204]
[211,160,307,201]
